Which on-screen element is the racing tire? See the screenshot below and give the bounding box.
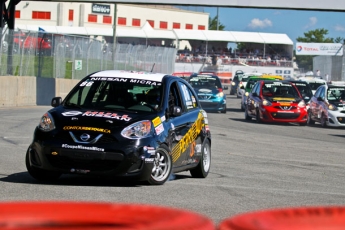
[307,110,315,125]
[148,145,172,185]
[320,113,328,128]
[256,109,262,123]
[221,106,227,113]
[25,148,61,182]
[244,107,252,121]
[230,88,235,95]
[190,139,211,178]
[240,103,245,111]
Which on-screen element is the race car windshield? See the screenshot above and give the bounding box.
[309,82,325,91]
[63,78,163,113]
[262,83,300,101]
[327,88,345,102]
[293,83,313,98]
[189,76,222,89]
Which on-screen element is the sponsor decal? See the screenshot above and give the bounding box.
[145,158,154,162]
[62,111,83,116]
[62,144,104,152]
[80,81,94,87]
[89,77,161,86]
[171,112,204,163]
[144,146,156,155]
[160,115,166,122]
[82,111,131,121]
[279,103,291,106]
[273,97,295,101]
[63,126,111,133]
[155,123,164,135]
[152,117,162,127]
[190,141,196,157]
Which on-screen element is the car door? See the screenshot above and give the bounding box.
[177,80,203,166]
[165,80,194,167]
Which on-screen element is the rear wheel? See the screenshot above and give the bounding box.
[307,110,315,125]
[190,139,211,178]
[25,148,61,182]
[320,113,328,128]
[148,145,172,185]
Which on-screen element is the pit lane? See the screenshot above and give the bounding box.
[1,91,345,225]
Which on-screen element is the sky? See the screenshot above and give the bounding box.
[201,7,345,45]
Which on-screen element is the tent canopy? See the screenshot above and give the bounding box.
[15,24,293,45]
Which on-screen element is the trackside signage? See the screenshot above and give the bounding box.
[296,42,343,56]
[92,3,110,14]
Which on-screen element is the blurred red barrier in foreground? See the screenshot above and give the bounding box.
[0,201,215,230]
[218,206,345,230]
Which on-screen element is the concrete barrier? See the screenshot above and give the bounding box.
[0,76,80,107]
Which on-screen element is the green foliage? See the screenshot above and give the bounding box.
[208,16,225,31]
[295,28,343,71]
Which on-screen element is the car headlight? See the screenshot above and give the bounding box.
[245,92,249,97]
[38,112,55,132]
[328,104,338,111]
[216,92,224,98]
[262,99,271,106]
[231,82,235,86]
[121,120,152,139]
[298,100,306,108]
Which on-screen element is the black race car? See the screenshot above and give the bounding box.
[26,70,211,185]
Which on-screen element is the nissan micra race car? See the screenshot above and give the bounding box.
[307,84,345,127]
[26,70,211,185]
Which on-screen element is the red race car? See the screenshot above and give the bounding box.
[245,80,307,125]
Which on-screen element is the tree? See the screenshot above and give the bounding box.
[208,16,225,31]
[295,28,343,71]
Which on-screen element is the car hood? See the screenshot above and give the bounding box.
[49,106,158,130]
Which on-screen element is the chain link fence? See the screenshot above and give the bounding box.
[0,29,177,79]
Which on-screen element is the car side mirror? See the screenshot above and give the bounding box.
[240,86,244,89]
[172,106,182,117]
[51,97,62,107]
[252,92,258,97]
[317,97,324,101]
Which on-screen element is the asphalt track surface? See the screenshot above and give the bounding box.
[1,90,345,225]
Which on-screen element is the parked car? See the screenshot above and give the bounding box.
[307,84,345,127]
[26,70,212,185]
[240,76,282,111]
[245,80,307,125]
[189,73,227,113]
[13,32,52,54]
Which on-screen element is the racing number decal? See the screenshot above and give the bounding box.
[171,112,203,163]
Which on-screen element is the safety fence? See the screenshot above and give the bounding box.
[0,29,176,79]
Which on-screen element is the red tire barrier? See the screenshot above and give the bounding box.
[218,206,345,230]
[0,201,215,230]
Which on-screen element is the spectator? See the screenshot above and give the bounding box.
[316,70,321,78]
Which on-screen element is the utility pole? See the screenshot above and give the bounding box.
[216,7,219,30]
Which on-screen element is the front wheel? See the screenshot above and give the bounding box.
[256,108,262,123]
[190,139,211,178]
[320,113,328,128]
[26,148,61,182]
[148,145,172,185]
[307,110,315,125]
[245,107,252,120]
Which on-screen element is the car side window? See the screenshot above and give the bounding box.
[319,87,325,99]
[251,82,259,94]
[168,82,184,114]
[314,87,322,98]
[178,81,199,111]
[254,82,261,95]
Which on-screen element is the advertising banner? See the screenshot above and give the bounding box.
[296,43,343,56]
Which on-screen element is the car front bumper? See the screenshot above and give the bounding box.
[326,110,345,127]
[260,106,308,123]
[27,128,156,181]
